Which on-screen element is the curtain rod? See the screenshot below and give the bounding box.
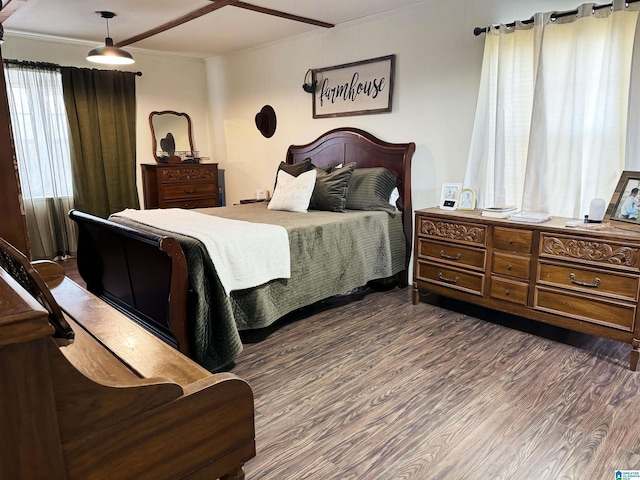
[2,58,142,76]
[473,0,640,36]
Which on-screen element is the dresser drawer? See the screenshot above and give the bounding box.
[537,262,639,302]
[493,227,533,253]
[160,165,218,183]
[415,260,484,295]
[417,217,487,247]
[492,252,530,279]
[416,239,485,271]
[539,234,640,271]
[490,277,529,306]
[534,287,635,331]
[162,183,217,200]
[161,198,219,209]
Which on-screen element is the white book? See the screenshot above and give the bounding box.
[483,205,517,212]
[509,211,551,223]
[481,209,518,218]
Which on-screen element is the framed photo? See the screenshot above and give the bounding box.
[604,171,640,231]
[458,188,476,210]
[312,55,395,118]
[440,183,462,210]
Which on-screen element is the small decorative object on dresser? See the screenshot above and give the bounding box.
[141,163,219,209]
[413,207,640,370]
[440,183,462,210]
[604,170,640,231]
[458,188,476,210]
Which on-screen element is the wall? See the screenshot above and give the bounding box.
[3,0,582,209]
[2,33,210,205]
[205,0,580,207]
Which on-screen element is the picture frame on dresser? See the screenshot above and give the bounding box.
[604,170,640,231]
[440,183,462,210]
[458,188,476,210]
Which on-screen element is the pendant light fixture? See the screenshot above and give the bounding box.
[86,11,134,65]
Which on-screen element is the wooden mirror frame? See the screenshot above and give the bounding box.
[604,170,640,232]
[149,111,194,162]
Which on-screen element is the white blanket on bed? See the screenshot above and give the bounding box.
[111,208,290,295]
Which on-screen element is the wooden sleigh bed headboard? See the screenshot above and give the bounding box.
[70,128,416,365]
[287,127,416,284]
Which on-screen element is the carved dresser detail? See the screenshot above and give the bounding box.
[142,163,219,209]
[413,207,640,370]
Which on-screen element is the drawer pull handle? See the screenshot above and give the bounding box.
[508,238,514,244]
[507,264,512,270]
[438,272,459,284]
[184,188,197,194]
[504,289,510,295]
[439,250,461,261]
[569,273,601,288]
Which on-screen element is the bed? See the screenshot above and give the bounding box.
[70,128,415,372]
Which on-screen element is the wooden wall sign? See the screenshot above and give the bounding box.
[312,54,395,119]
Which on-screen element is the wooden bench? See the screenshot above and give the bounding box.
[0,237,255,479]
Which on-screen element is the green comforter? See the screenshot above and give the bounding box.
[112,202,405,372]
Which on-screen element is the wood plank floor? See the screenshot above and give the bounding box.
[59,260,640,479]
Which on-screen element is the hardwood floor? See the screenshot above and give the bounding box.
[58,259,640,479]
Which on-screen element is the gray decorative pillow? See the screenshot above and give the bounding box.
[309,162,356,212]
[346,167,400,214]
[273,158,314,190]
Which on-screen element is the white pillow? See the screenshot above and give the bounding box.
[389,187,399,206]
[268,169,317,212]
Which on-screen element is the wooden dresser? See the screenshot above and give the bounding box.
[141,163,219,209]
[412,207,640,370]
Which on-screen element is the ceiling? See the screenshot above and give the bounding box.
[3,0,423,58]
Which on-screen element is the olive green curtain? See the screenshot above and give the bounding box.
[61,67,139,218]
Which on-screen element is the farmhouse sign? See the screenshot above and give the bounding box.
[312,54,395,119]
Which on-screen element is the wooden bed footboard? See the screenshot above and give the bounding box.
[68,209,191,356]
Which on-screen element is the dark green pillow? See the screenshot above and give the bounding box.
[309,162,356,212]
[273,158,314,190]
[346,167,400,214]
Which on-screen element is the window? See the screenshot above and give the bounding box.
[465,4,640,218]
[4,63,75,259]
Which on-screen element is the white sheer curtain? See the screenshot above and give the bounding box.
[463,20,540,210]
[4,63,76,260]
[465,0,640,218]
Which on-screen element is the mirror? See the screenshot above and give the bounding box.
[604,170,640,232]
[149,111,196,163]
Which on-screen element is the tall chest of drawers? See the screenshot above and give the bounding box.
[141,163,219,209]
[412,207,640,370]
